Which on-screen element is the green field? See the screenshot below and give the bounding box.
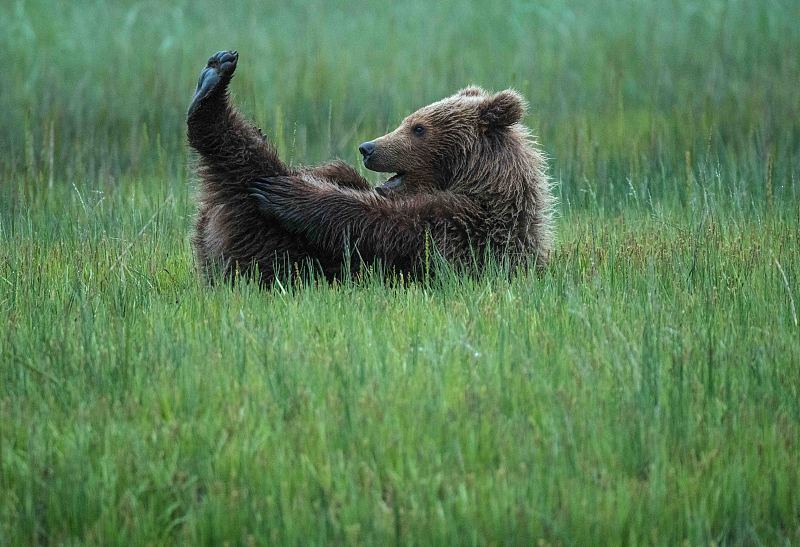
[2,0,799,544]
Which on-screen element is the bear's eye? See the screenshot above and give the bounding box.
[412,124,426,137]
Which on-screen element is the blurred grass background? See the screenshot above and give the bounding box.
[2,0,798,208]
[1,0,799,544]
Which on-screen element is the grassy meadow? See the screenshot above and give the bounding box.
[1,0,799,544]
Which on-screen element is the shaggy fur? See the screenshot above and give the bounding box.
[188,51,554,284]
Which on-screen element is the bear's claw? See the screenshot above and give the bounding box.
[188,50,239,115]
[249,181,275,214]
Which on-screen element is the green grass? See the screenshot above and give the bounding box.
[1,0,799,544]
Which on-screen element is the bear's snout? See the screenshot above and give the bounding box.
[358,141,376,160]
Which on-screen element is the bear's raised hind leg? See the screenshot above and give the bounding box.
[188,50,238,117]
[187,50,290,186]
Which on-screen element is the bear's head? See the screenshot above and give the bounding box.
[358,86,527,196]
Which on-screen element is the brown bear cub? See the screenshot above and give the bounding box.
[188,51,554,285]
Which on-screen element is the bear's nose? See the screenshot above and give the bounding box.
[359,141,375,158]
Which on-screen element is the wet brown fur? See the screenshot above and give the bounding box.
[188,57,554,285]
[187,69,372,283]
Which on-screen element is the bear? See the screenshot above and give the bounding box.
[187,51,554,285]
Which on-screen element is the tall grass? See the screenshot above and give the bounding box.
[1,0,799,544]
[2,0,798,207]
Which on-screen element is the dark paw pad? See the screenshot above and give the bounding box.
[188,50,239,115]
[206,50,238,78]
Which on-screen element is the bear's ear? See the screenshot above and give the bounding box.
[478,90,526,130]
[457,85,487,98]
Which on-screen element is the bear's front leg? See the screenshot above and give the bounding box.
[249,176,482,267]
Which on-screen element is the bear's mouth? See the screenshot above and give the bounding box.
[376,173,404,196]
